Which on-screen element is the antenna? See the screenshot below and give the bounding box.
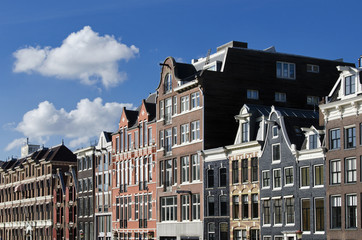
[204,49,211,66]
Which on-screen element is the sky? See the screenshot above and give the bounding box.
[0,0,361,160]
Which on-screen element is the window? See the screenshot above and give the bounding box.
[276,61,295,79]
[208,196,215,216]
[262,171,270,188]
[274,199,282,224]
[247,89,259,99]
[220,223,228,240]
[233,230,246,240]
[251,158,258,182]
[242,159,248,183]
[272,126,278,137]
[314,165,324,186]
[242,122,249,143]
[285,197,294,224]
[345,75,356,95]
[315,198,324,231]
[275,92,286,102]
[346,194,357,229]
[220,195,228,216]
[309,134,318,149]
[173,96,177,115]
[232,160,239,184]
[232,196,240,219]
[301,199,310,231]
[190,121,200,141]
[205,168,214,188]
[272,144,280,161]
[251,194,258,219]
[330,160,341,184]
[207,169,214,188]
[191,92,200,109]
[161,196,177,221]
[345,127,356,148]
[330,128,340,149]
[181,124,189,144]
[191,154,200,181]
[164,128,172,153]
[165,160,172,187]
[148,127,152,145]
[300,167,310,187]
[273,169,281,189]
[330,195,341,229]
[181,195,189,221]
[250,230,259,240]
[307,96,319,105]
[172,127,177,145]
[180,96,189,112]
[263,200,271,225]
[165,98,172,123]
[242,195,249,219]
[164,73,172,93]
[192,194,200,220]
[173,158,177,185]
[181,156,189,183]
[307,64,319,73]
[208,223,215,240]
[220,168,227,187]
[159,100,164,119]
[284,167,293,186]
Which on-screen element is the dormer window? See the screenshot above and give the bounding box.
[309,134,318,149]
[164,73,172,93]
[241,122,249,143]
[345,75,356,95]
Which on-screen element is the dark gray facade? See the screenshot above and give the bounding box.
[203,147,229,240]
[75,146,95,240]
[259,107,326,240]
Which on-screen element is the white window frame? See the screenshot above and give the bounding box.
[190,120,200,141]
[262,170,270,188]
[273,169,281,190]
[181,96,189,113]
[284,167,294,186]
[314,164,324,187]
[276,61,296,79]
[191,92,200,109]
[181,124,189,144]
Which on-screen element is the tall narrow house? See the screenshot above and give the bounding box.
[112,93,157,240]
[320,64,362,240]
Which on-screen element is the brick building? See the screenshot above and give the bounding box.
[320,64,362,240]
[0,143,77,240]
[112,93,157,240]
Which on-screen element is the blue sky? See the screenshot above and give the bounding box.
[0,0,361,160]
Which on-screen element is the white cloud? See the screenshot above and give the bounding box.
[5,98,133,151]
[5,138,27,152]
[13,26,139,88]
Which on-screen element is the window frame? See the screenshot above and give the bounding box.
[247,89,259,100]
[276,61,296,79]
[272,144,280,162]
[273,169,281,190]
[275,92,286,102]
[345,126,356,149]
[284,167,294,186]
[329,128,341,150]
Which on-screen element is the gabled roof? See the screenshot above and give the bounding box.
[0,144,76,173]
[124,109,139,127]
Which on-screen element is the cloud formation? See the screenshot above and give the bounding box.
[13,26,139,88]
[6,98,133,151]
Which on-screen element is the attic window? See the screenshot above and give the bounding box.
[164,73,172,93]
[307,64,319,73]
[345,75,356,96]
[309,134,318,149]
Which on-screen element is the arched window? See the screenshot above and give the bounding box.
[164,73,172,93]
[207,169,214,188]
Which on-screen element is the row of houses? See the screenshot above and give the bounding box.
[0,41,360,240]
